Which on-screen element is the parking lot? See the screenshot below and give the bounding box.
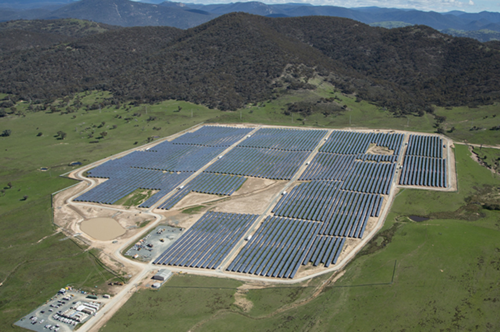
[15,289,111,332]
[124,225,182,262]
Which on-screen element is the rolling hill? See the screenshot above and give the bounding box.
[1,13,500,113]
[42,0,216,29]
[2,0,500,39]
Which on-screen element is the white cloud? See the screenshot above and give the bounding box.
[469,0,474,4]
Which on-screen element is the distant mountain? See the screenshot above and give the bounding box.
[0,19,120,53]
[43,0,216,28]
[0,0,75,11]
[182,1,280,16]
[457,11,500,23]
[1,13,499,113]
[442,29,500,42]
[2,1,500,41]
[369,21,413,29]
[0,8,54,22]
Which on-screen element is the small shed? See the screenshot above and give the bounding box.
[152,269,172,281]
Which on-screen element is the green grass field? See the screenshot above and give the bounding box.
[1,87,500,331]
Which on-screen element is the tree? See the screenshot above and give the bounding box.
[37,132,43,137]
[56,131,67,140]
[100,131,108,138]
[22,195,28,201]
[7,182,12,189]
[1,129,11,137]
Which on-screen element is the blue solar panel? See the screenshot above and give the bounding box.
[75,169,191,205]
[237,128,327,151]
[154,212,258,269]
[399,134,447,188]
[170,126,253,147]
[320,131,405,155]
[227,217,319,279]
[158,173,247,210]
[205,147,311,180]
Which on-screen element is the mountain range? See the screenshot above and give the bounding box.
[1,13,499,114]
[1,0,500,40]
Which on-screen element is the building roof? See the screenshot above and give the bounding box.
[154,269,172,279]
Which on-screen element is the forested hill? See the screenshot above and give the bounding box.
[1,13,500,113]
[0,19,120,53]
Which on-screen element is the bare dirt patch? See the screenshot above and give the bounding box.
[175,192,221,209]
[81,218,126,241]
[233,285,254,312]
[233,177,277,196]
[214,180,286,214]
[366,144,394,155]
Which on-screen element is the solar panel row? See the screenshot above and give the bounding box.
[320,131,405,155]
[303,235,346,267]
[319,191,381,238]
[75,169,191,205]
[226,217,320,279]
[204,147,311,180]
[154,212,258,269]
[406,134,443,158]
[237,128,327,151]
[272,181,342,221]
[357,154,398,163]
[299,153,357,181]
[128,145,226,172]
[399,155,447,187]
[341,161,396,194]
[167,125,253,147]
[157,173,247,210]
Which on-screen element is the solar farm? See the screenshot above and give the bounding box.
[74,125,452,280]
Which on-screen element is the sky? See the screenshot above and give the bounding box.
[154,0,499,13]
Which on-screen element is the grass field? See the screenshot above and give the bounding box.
[100,145,500,332]
[1,87,500,331]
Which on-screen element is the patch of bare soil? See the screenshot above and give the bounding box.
[80,218,126,241]
[214,180,286,214]
[366,144,394,155]
[175,192,221,209]
[233,286,254,312]
[233,178,277,196]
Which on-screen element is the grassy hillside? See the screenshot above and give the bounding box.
[101,146,500,332]
[0,93,221,331]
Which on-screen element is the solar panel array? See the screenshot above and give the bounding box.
[158,173,247,210]
[168,125,253,147]
[75,169,191,205]
[399,135,447,188]
[226,217,320,278]
[237,128,327,151]
[224,130,405,278]
[341,162,396,194]
[154,212,258,269]
[204,148,311,180]
[320,131,405,155]
[299,154,357,181]
[405,134,443,158]
[303,235,346,267]
[75,126,252,206]
[273,181,382,238]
